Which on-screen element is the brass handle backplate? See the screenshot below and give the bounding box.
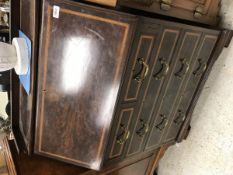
[194,6,204,18]
[175,58,190,79]
[116,124,130,145]
[154,58,169,80]
[174,110,186,125]
[160,0,172,11]
[155,114,168,131]
[136,119,149,137]
[134,58,150,83]
[193,59,207,77]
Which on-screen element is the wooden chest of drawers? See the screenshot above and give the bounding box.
[9,0,232,174]
[118,0,221,25]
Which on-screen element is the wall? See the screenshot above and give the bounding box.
[158,0,233,175]
[0,92,8,120]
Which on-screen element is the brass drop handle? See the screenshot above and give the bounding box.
[174,110,186,125]
[175,58,190,79]
[136,119,149,137]
[160,0,172,11]
[155,114,168,131]
[194,6,204,18]
[154,58,169,80]
[134,58,149,83]
[116,124,130,145]
[193,59,207,77]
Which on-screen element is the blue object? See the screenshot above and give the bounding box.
[18,30,31,95]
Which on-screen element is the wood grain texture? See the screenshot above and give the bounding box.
[1,137,17,175]
[84,0,117,7]
[19,0,38,152]
[118,0,221,25]
[35,0,136,170]
[6,137,162,175]
[11,0,40,154]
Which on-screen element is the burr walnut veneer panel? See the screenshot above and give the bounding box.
[35,0,136,170]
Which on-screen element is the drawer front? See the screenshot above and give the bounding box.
[164,33,218,142]
[126,26,182,156]
[106,105,135,160]
[145,30,202,151]
[35,0,136,170]
[120,32,156,103]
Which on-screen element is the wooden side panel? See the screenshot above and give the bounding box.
[123,35,155,103]
[7,136,162,175]
[35,0,136,170]
[19,0,37,150]
[11,0,39,154]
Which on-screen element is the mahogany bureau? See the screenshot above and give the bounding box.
[7,0,232,174]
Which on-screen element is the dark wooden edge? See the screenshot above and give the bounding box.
[10,0,29,154]
[0,138,162,175]
[223,30,233,48]
[177,29,233,142]
[10,0,41,155]
[9,0,20,127]
[27,0,41,155]
[1,137,17,175]
[6,137,164,175]
[145,143,171,175]
[10,0,21,154]
[9,0,20,41]
[17,0,41,155]
[80,149,159,175]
